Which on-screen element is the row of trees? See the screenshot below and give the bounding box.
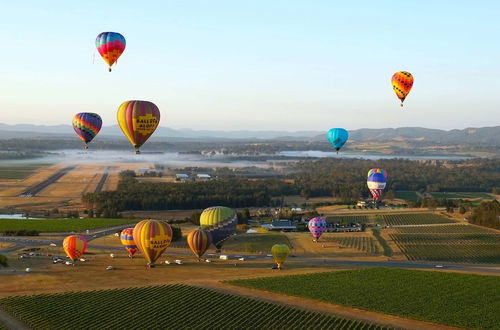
[469,200,500,229]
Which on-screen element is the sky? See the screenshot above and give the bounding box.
[0,1,499,131]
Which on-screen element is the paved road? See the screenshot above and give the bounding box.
[18,165,76,197]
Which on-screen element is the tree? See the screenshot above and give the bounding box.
[190,212,201,226]
[0,255,8,267]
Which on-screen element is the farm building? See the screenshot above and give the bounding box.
[196,173,212,181]
[175,173,190,181]
[261,219,297,231]
[135,168,151,176]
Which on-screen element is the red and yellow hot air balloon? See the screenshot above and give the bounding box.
[120,228,138,257]
[187,229,212,260]
[117,100,160,154]
[391,71,413,107]
[95,32,126,72]
[63,235,87,262]
[133,220,172,267]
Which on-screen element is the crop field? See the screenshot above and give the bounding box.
[381,213,455,226]
[0,284,388,330]
[0,165,46,180]
[395,191,419,201]
[324,236,380,254]
[222,232,291,253]
[427,191,494,199]
[325,215,369,224]
[0,218,138,233]
[228,268,500,330]
[389,225,500,263]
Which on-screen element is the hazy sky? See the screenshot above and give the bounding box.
[1,1,499,131]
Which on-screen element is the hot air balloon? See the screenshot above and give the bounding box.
[187,229,212,260]
[367,168,388,179]
[392,71,413,107]
[133,220,172,267]
[95,32,126,72]
[367,172,387,202]
[120,228,138,257]
[199,206,237,250]
[72,113,102,149]
[117,100,160,154]
[271,244,290,270]
[63,235,87,263]
[327,128,349,154]
[308,217,327,242]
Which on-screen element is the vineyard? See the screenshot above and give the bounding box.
[390,225,500,263]
[0,284,388,330]
[0,218,138,233]
[324,236,380,254]
[326,215,369,224]
[228,268,500,330]
[381,213,455,226]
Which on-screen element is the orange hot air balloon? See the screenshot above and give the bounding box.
[133,220,172,267]
[187,229,212,260]
[391,71,414,107]
[120,228,138,257]
[63,235,87,262]
[117,100,161,154]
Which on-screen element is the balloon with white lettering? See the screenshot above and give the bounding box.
[133,220,172,267]
[117,100,160,154]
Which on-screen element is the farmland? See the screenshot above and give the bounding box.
[324,236,380,254]
[325,215,369,224]
[427,191,494,199]
[381,213,455,226]
[222,232,291,253]
[0,165,47,180]
[389,225,500,263]
[228,268,500,330]
[0,284,388,330]
[395,191,419,201]
[0,218,137,233]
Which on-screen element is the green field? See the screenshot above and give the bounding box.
[324,236,380,254]
[382,213,455,226]
[427,192,494,199]
[0,218,138,233]
[223,232,291,252]
[395,191,419,201]
[325,215,369,224]
[390,225,500,263]
[0,284,388,330]
[228,268,500,329]
[0,164,46,180]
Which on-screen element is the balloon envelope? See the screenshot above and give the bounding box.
[367,172,387,201]
[308,217,327,241]
[95,32,126,71]
[133,220,172,265]
[199,206,237,249]
[271,244,290,269]
[63,235,87,261]
[117,100,160,153]
[392,71,413,106]
[327,128,349,152]
[120,228,138,256]
[187,229,212,259]
[72,112,102,147]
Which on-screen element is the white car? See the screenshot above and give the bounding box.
[435,265,444,268]
[106,266,113,270]
[174,260,183,265]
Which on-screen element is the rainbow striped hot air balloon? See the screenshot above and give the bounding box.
[367,168,388,179]
[187,229,212,260]
[120,228,138,257]
[63,235,87,263]
[95,32,126,72]
[391,71,414,107]
[133,220,172,267]
[117,100,160,154]
[308,217,327,242]
[199,206,238,250]
[271,244,290,270]
[72,113,102,149]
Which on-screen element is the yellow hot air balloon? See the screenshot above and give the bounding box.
[199,206,237,250]
[187,229,212,260]
[391,71,414,107]
[133,220,172,267]
[117,100,160,154]
[271,244,290,270]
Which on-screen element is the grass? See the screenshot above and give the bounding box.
[0,218,138,233]
[0,165,46,180]
[0,284,388,330]
[381,213,455,226]
[371,228,392,257]
[228,268,500,330]
[222,232,290,253]
[427,192,494,199]
[395,191,419,201]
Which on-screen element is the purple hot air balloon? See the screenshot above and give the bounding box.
[308,217,327,242]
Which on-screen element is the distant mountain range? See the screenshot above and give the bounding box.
[0,123,499,145]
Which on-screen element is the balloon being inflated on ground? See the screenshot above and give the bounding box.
[199,206,237,250]
[187,229,212,260]
[271,244,290,270]
[63,235,87,263]
[133,220,173,267]
[120,228,138,257]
